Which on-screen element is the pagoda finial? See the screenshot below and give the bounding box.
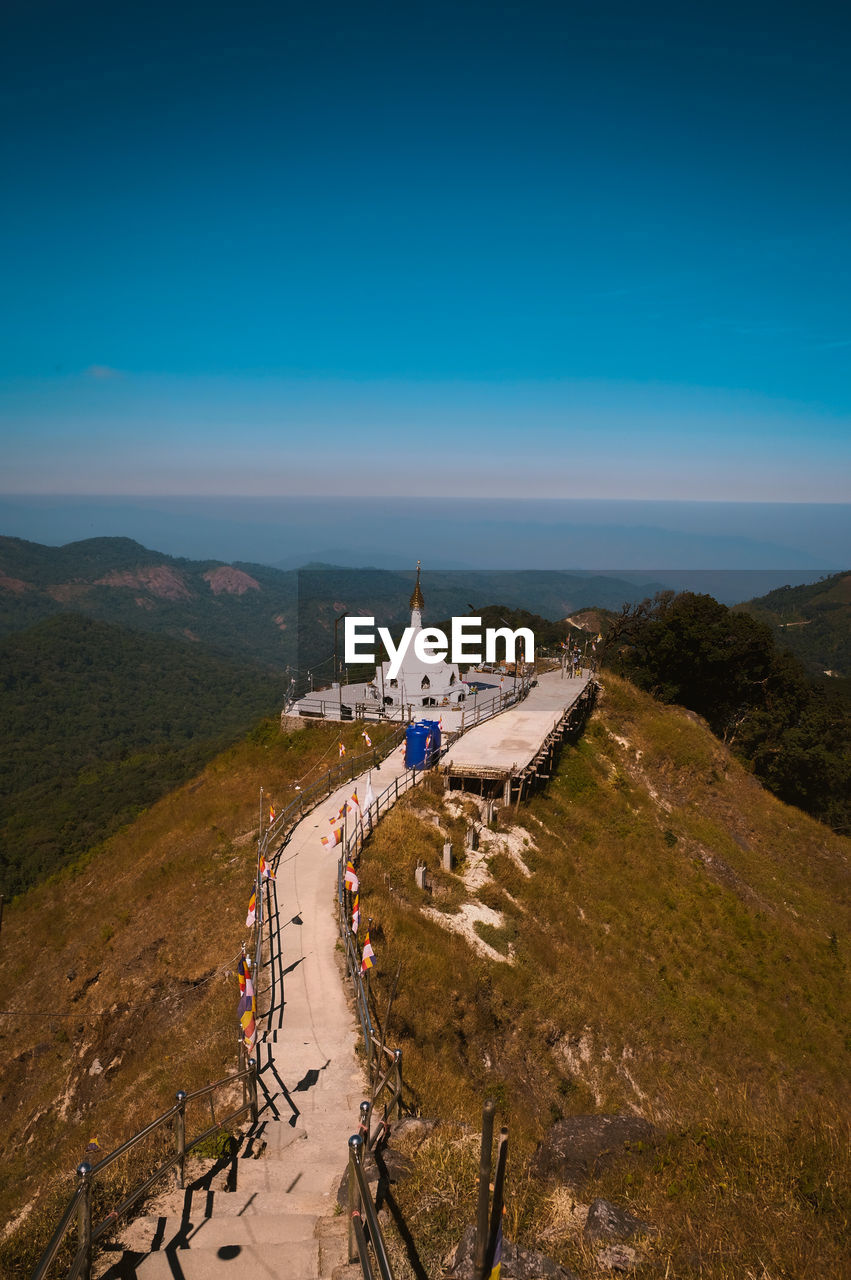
[409,560,424,611]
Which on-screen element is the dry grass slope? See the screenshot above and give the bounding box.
[3,678,848,1279]
[356,676,850,1279]
[0,717,396,1278]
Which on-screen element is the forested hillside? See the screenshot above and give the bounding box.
[0,614,279,896]
[0,536,655,679]
[603,590,851,835]
[736,570,851,678]
[0,535,297,671]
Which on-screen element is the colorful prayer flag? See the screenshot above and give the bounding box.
[345,859,359,892]
[260,855,275,881]
[269,804,276,823]
[322,825,342,847]
[237,955,252,995]
[351,892,360,933]
[362,730,372,747]
[360,931,375,973]
[245,890,256,928]
[339,741,346,757]
[238,986,256,1051]
[488,1218,503,1280]
[237,953,256,1051]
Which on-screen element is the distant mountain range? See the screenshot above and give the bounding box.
[0,536,667,678]
[2,494,845,574]
[3,534,847,680]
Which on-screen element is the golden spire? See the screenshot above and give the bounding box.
[409,560,424,611]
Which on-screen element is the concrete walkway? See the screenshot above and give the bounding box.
[105,676,589,1278]
[441,669,591,777]
[107,742,410,1280]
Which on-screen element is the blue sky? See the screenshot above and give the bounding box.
[2,0,850,502]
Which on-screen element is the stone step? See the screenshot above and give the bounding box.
[316,1214,351,1280]
[257,1115,356,1147]
[122,1210,320,1250]
[248,1121,308,1152]
[233,1161,342,1198]
[143,1188,334,1219]
[122,1237,320,1279]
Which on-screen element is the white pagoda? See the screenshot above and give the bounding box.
[369,562,466,710]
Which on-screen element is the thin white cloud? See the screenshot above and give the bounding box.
[814,337,851,350]
[84,364,122,380]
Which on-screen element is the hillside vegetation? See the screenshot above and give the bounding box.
[0,535,298,671]
[603,590,851,836]
[356,675,850,1279]
[1,681,847,1277]
[0,614,281,896]
[737,570,851,679]
[0,716,398,1278]
[0,535,655,678]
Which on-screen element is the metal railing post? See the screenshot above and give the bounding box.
[393,1048,403,1121]
[248,1057,258,1124]
[474,1100,496,1280]
[76,1162,92,1280]
[365,987,374,1078]
[359,1098,371,1144]
[348,1133,363,1263]
[174,1091,187,1189]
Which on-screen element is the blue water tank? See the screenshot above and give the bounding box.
[418,719,442,761]
[405,724,429,769]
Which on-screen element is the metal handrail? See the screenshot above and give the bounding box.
[262,724,407,854]
[32,1184,87,1280]
[335,744,444,1127]
[348,1133,395,1280]
[350,1209,377,1280]
[334,674,536,1109]
[249,723,409,1033]
[287,669,534,732]
[32,1061,258,1280]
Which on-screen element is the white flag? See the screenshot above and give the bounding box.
[363,776,376,832]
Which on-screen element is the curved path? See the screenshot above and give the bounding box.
[108,676,588,1279]
[110,742,409,1280]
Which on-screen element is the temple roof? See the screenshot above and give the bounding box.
[409,560,424,611]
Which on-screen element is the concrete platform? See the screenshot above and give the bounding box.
[441,669,592,780]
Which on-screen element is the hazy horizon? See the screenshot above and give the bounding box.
[1,496,846,601]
